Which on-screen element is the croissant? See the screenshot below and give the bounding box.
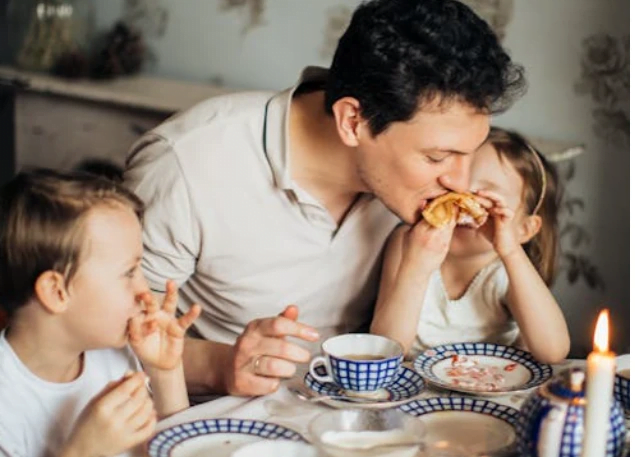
[422,192,488,228]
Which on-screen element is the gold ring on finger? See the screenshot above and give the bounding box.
[252,355,263,373]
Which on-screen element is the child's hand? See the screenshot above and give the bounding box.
[128,280,201,371]
[401,212,457,276]
[475,190,522,258]
[62,372,156,457]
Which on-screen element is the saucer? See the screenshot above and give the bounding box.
[304,365,426,409]
[147,418,305,457]
[413,342,553,396]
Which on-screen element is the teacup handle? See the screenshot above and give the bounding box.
[309,356,334,383]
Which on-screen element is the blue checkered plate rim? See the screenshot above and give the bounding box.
[413,342,553,395]
[399,397,519,454]
[304,365,426,408]
[147,418,306,457]
[400,396,518,425]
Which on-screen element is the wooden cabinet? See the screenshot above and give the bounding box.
[14,91,166,171]
[0,66,230,184]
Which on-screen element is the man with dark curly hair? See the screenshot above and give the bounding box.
[125,0,526,397]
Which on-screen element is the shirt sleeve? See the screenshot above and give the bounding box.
[124,134,200,292]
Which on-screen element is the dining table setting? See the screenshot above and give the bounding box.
[144,310,630,457]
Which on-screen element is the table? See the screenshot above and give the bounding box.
[150,360,589,456]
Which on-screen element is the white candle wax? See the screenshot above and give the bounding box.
[581,350,616,457]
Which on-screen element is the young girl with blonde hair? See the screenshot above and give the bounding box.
[371,127,570,363]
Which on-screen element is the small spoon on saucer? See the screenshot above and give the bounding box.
[288,385,379,404]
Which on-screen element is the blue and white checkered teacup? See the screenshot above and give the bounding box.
[308,334,403,393]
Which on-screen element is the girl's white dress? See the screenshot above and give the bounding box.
[411,259,520,357]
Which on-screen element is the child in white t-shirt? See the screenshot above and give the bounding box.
[371,127,570,363]
[0,169,200,457]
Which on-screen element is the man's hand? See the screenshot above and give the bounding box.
[224,305,319,396]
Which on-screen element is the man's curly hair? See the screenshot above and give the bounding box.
[324,0,526,136]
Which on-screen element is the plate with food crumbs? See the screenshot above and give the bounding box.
[413,343,552,395]
[147,418,305,457]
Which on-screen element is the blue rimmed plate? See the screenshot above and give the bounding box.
[400,396,519,455]
[147,418,305,457]
[304,365,426,409]
[413,343,553,395]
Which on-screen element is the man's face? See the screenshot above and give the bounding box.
[354,99,490,224]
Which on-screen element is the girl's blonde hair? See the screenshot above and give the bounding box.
[487,127,562,286]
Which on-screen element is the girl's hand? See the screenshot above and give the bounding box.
[474,190,522,258]
[400,212,457,276]
[128,280,201,371]
[62,373,156,457]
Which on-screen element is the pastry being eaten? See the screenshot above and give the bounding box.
[422,192,488,228]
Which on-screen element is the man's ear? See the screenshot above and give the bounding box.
[34,271,70,314]
[519,214,542,244]
[331,97,365,147]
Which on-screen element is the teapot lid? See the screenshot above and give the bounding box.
[545,367,586,404]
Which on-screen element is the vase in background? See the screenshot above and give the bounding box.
[6,0,94,72]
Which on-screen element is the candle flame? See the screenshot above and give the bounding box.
[593,309,610,353]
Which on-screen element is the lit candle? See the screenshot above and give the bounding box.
[581,309,615,457]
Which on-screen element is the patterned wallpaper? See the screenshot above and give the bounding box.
[575,34,629,148]
[218,0,265,33]
[214,0,516,59]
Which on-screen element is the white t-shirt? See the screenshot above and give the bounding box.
[0,330,142,457]
[125,67,400,345]
[411,259,520,357]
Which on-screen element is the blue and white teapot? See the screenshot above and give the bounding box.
[515,367,627,457]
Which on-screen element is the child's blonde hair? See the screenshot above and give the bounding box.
[487,127,562,285]
[0,168,144,315]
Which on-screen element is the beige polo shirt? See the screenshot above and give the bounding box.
[125,67,400,345]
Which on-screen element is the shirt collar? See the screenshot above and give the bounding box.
[263,66,329,190]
